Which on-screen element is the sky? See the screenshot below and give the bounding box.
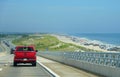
[0,0,120,33]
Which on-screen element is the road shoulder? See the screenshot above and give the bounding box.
[37,56,101,77]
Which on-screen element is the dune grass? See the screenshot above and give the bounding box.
[12,34,95,52]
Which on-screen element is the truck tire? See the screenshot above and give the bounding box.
[13,62,17,66]
[32,62,36,66]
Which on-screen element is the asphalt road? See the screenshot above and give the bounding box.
[0,55,53,77]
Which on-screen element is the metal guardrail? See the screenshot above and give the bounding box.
[38,51,120,68]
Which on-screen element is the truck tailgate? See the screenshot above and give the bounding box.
[15,51,36,59]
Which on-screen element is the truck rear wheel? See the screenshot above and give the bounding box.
[13,62,17,66]
[32,62,36,66]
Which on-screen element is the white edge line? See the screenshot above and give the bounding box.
[37,60,60,77]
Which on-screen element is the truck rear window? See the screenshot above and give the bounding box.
[16,47,34,51]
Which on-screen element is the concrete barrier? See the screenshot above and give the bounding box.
[37,51,120,77]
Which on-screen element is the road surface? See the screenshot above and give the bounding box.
[0,55,53,77]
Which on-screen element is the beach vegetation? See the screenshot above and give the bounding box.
[12,34,96,52]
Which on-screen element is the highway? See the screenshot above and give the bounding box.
[0,54,102,77]
[0,41,55,77]
[0,55,54,77]
[0,41,102,77]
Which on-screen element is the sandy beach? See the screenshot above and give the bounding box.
[51,34,108,52]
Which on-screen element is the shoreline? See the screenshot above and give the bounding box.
[51,34,119,52]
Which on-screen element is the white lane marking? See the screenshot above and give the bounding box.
[37,57,60,77]
[0,68,2,72]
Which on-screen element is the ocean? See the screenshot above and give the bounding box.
[69,33,120,46]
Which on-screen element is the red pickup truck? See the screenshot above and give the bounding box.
[13,46,37,66]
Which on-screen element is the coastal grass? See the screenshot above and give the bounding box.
[12,34,95,52]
